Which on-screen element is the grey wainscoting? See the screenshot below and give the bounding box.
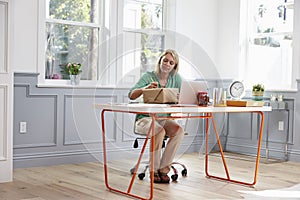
[13,73,121,168]
[13,74,300,168]
[13,73,208,168]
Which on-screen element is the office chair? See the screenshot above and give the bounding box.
[130,118,188,182]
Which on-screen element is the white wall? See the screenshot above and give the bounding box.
[13,0,38,73]
[175,0,218,65]
[217,0,241,79]
[174,0,242,80]
[175,0,242,80]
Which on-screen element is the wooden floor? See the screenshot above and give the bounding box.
[1,152,300,200]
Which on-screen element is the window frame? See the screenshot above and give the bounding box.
[37,0,172,88]
[38,0,104,87]
[116,0,167,87]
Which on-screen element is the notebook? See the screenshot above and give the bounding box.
[177,80,208,105]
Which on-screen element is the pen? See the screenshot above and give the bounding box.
[150,76,158,88]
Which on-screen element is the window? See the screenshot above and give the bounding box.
[240,0,295,90]
[45,0,100,81]
[119,0,165,86]
[41,0,170,86]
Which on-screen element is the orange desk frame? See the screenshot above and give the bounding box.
[100,105,268,200]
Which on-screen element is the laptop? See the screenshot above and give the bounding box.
[178,80,208,105]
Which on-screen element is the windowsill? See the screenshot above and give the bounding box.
[37,80,131,89]
[245,88,298,93]
[37,84,128,89]
[264,88,298,93]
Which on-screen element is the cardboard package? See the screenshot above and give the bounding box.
[143,88,179,104]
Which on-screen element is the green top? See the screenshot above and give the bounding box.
[128,71,182,120]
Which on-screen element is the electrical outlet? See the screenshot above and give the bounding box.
[278,121,284,131]
[20,122,27,133]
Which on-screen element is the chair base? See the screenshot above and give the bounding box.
[130,161,187,182]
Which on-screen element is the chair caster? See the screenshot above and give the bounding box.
[181,169,187,177]
[130,167,135,175]
[138,173,145,180]
[171,174,178,181]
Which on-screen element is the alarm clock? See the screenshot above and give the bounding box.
[229,81,244,99]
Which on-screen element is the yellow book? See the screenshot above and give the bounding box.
[226,100,264,107]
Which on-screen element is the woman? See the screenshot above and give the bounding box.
[128,49,185,183]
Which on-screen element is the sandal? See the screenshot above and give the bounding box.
[158,171,170,183]
[153,173,161,183]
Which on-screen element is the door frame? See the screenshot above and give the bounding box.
[0,0,13,183]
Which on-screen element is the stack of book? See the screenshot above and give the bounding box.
[226,100,265,107]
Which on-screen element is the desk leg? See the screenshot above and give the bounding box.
[205,114,230,180]
[205,111,265,187]
[285,110,290,161]
[150,114,156,199]
[101,109,154,200]
[127,115,155,199]
[253,111,265,185]
[101,110,109,190]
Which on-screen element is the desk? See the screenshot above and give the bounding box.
[97,103,272,200]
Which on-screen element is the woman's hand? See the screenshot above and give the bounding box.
[145,82,158,89]
[129,82,158,100]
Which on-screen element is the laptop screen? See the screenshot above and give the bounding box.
[178,80,208,105]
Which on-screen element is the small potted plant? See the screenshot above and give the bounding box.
[66,62,82,85]
[252,83,264,101]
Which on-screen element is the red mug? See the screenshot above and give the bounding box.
[198,92,209,106]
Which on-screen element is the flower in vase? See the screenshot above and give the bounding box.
[67,62,82,75]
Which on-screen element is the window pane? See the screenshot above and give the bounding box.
[48,0,98,23]
[45,23,98,80]
[123,0,163,29]
[121,0,164,86]
[140,34,164,73]
[253,0,294,34]
[121,32,164,86]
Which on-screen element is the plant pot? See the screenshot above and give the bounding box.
[70,74,81,85]
[252,91,264,101]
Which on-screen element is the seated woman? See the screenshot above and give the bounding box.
[128,49,185,183]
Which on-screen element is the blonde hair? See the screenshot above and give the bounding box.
[154,49,179,76]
